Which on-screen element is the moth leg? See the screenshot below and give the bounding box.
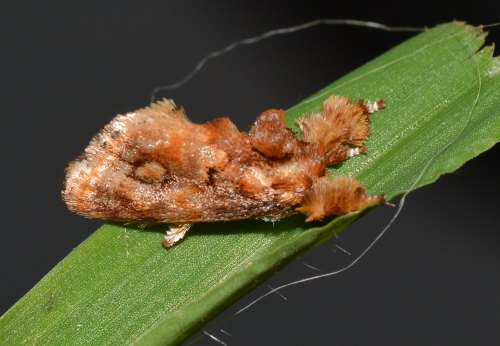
[365,99,385,114]
[345,100,384,160]
[162,223,192,248]
[297,96,384,166]
[295,176,384,222]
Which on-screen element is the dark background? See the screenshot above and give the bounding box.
[1,1,499,345]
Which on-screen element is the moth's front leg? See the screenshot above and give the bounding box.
[297,96,384,166]
[295,176,384,222]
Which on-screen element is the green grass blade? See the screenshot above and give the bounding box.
[1,22,499,345]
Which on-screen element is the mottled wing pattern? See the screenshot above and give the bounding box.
[63,100,303,223]
[63,96,384,228]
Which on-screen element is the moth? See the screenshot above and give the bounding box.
[62,95,384,247]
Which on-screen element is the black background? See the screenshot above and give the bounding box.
[1,1,499,345]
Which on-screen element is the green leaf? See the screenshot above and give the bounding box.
[1,22,499,345]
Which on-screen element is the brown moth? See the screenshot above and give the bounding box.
[62,95,385,247]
